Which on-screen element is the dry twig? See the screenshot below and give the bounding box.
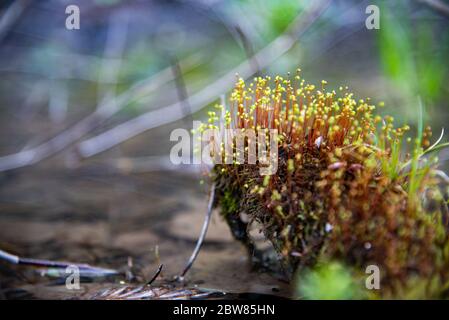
[0,248,118,278]
[417,0,449,17]
[0,0,31,43]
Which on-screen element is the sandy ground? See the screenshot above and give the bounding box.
[0,165,289,299]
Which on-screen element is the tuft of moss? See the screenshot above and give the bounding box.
[295,261,360,300]
[201,71,449,298]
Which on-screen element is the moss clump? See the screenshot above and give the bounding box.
[200,71,449,298]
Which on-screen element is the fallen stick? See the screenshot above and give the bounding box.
[0,248,118,278]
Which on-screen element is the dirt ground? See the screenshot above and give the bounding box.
[0,162,289,299]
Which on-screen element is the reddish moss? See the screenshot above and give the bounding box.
[201,72,449,298]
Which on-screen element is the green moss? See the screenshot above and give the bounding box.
[220,190,239,218]
[295,261,361,300]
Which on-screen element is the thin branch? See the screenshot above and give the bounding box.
[77,0,332,158]
[0,248,118,278]
[147,264,164,285]
[180,182,216,278]
[200,2,261,75]
[234,25,260,77]
[105,155,205,174]
[434,169,449,183]
[417,0,449,17]
[0,47,144,83]
[0,0,31,44]
[171,55,193,121]
[91,283,224,300]
[0,248,19,264]
[96,11,129,112]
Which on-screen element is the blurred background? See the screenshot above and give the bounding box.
[0,0,448,299]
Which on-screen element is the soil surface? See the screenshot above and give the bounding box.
[0,163,289,299]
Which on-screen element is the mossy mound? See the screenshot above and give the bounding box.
[200,72,449,298]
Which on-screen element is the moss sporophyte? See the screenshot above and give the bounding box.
[195,70,449,298]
